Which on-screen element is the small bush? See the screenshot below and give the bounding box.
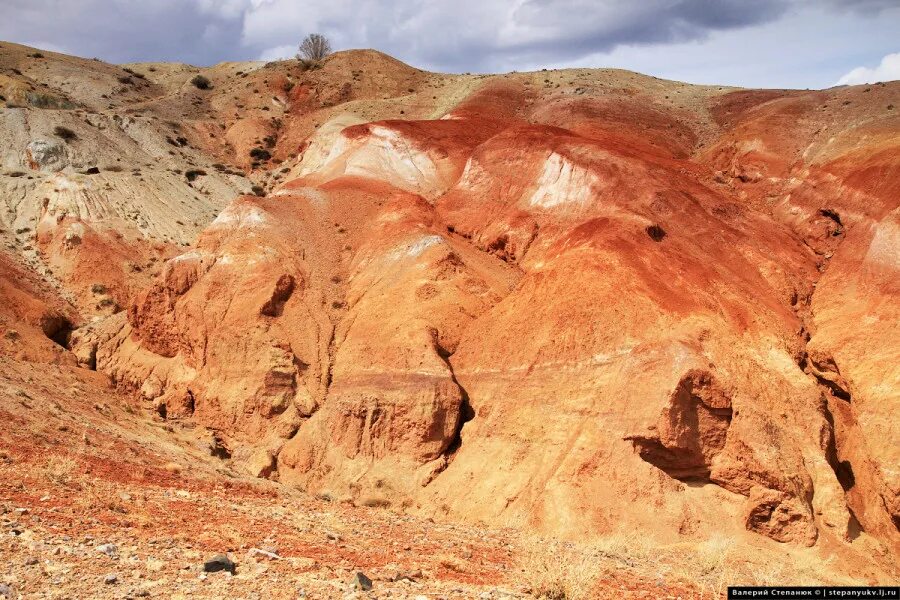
[646,224,666,242]
[522,540,599,600]
[27,93,75,110]
[190,75,211,90]
[166,135,189,147]
[251,185,265,196]
[298,59,324,72]
[53,126,78,142]
[249,147,271,161]
[118,76,133,85]
[185,169,207,182]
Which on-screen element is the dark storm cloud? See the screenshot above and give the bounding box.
[468,0,791,68]
[0,0,896,71]
[821,0,900,12]
[0,0,246,65]
[237,0,800,72]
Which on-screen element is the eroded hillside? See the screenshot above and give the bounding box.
[1,40,898,596]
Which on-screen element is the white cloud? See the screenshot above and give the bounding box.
[194,0,251,19]
[257,44,296,62]
[837,51,900,85]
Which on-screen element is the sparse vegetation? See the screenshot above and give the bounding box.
[518,531,868,599]
[185,169,207,182]
[522,539,599,600]
[249,147,271,161]
[53,125,78,142]
[251,185,265,196]
[123,67,146,80]
[646,224,666,242]
[27,93,76,109]
[297,33,332,69]
[190,75,211,90]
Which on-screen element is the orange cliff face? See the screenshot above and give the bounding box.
[1,42,897,577]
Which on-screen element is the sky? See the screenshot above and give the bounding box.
[2,0,899,89]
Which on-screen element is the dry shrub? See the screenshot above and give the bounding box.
[521,539,598,600]
[592,530,656,565]
[53,126,77,142]
[190,75,211,90]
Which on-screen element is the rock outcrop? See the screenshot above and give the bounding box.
[2,41,897,566]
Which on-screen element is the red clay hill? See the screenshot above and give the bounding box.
[1,41,898,596]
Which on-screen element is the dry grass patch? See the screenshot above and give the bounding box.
[519,529,881,600]
[521,538,599,600]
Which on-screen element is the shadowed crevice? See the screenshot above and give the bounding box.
[434,337,474,461]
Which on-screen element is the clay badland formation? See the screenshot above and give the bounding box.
[0,40,898,598]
